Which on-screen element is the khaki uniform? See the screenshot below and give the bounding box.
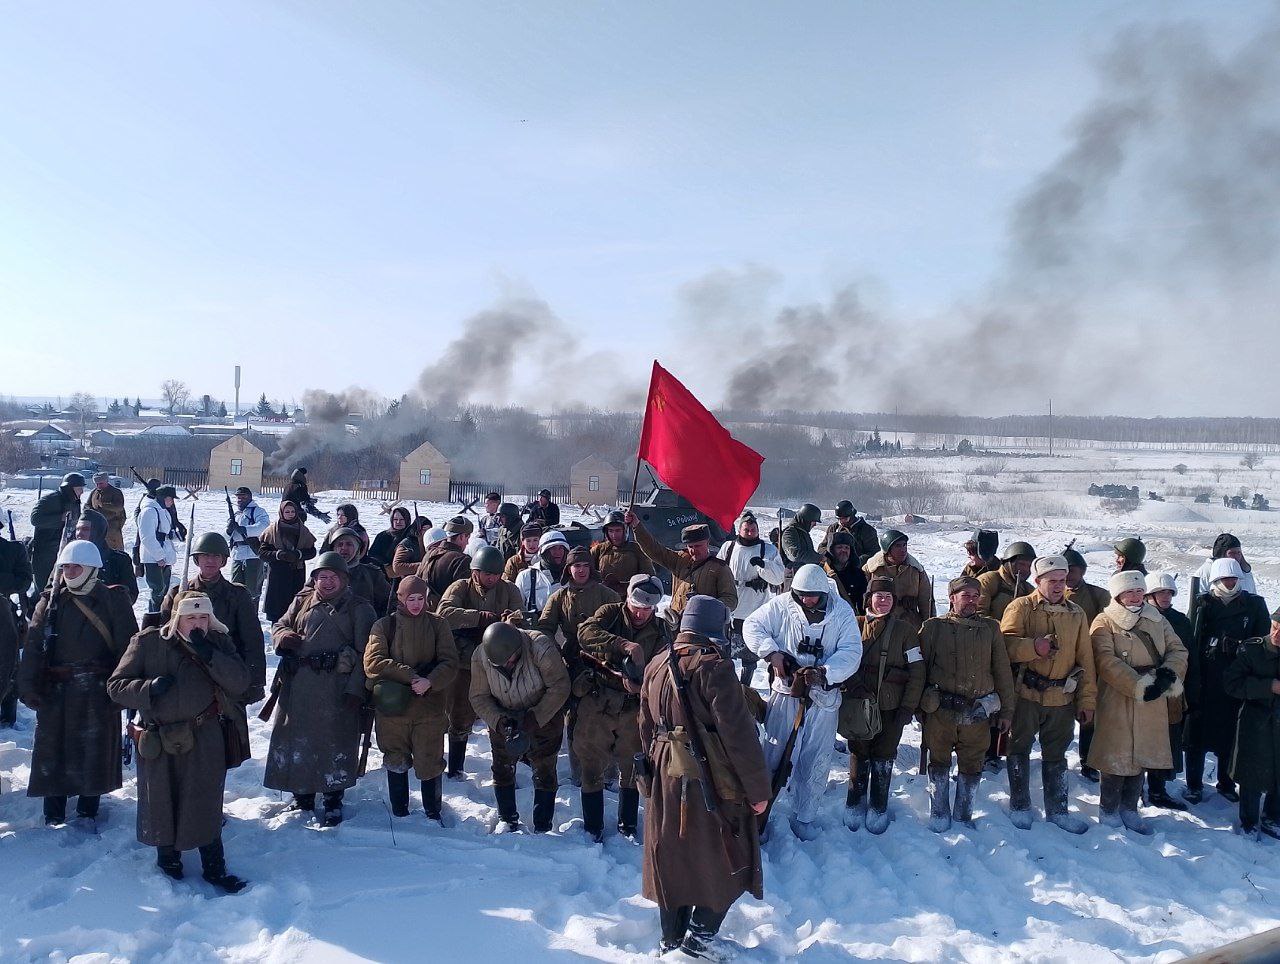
[818,518,879,566]
[469,630,569,790]
[364,611,458,780]
[538,581,620,665]
[962,558,998,579]
[839,614,925,762]
[639,635,770,914]
[1000,591,1097,764]
[437,577,524,741]
[1066,581,1110,627]
[632,524,737,619]
[919,612,1016,774]
[502,551,536,583]
[576,602,669,792]
[862,551,935,629]
[590,540,653,597]
[108,627,250,850]
[1088,603,1188,776]
[977,564,1030,621]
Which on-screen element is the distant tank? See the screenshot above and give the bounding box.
[629,485,729,549]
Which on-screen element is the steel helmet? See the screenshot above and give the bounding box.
[61,472,87,489]
[482,622,525,666]
[879,529,908,553]
[1114,537,1146,565]
[471,545,505,575]
[424,527,449,546]
[795,503,822,526]
[57,539,102,569]
[791,564,830,595]
[1062,547,1087,570]
[191,532,231,557]
[313,551,349,576]
[603,510,627,530]
[999,541,1036,562]
[835,500,855,518]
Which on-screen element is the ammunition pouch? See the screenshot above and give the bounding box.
[127,721,163,760]
[654,723,746,804]
[1022,669,1071,692]
[937,690,978,714]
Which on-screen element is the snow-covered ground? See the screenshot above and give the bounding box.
[1,448,1278,962]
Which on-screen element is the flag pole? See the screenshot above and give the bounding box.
[628,361,658,512]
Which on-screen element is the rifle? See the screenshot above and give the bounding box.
[580,649,643,688]
[224,487,259,554]
[129,466,159,497]
[759,694,807,830]
[5,509,14,543]
[1188,575,1203,629]
[666,645,722,819]
[36,509,78,676]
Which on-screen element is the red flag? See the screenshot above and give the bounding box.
[636,361,764,531]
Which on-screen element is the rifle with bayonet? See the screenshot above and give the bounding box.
[224,486,258,555]
[666,644,722,821]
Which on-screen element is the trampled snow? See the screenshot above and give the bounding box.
[1,454,1278,961]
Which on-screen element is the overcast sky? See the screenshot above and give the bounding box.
[0,2,1271,416]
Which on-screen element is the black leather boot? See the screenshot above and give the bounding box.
[494,784,519,830]
[533,789,556,833]
[617,787,640,837]
[422,776,443,821]
[75,795,101,819]
[446,735,467,779]
[42,796,67,826]
[581,789,605,843]
[156,845,184,880]
[386,771,410,817]
[199,838,247,893]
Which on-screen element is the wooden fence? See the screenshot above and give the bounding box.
[449,480,503,505]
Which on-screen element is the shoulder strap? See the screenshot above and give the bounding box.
[69,594,113,649]
[1131,624,1163,665]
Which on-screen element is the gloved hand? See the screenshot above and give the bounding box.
[316,511,332,524]
[187,628,214,663]
[1144,666,1177,702]
[997,717,1012,734]
[273,629,304,654]
[342,693,365,713]
[794,666,826,689]
[477,611,498,630]
[749,556,765,568]
[150,675,175,700]
[1076,708,1094,725]
[277,548,302,564]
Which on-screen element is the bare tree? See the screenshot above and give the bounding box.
[67,392,98,443]
[1173,463,1188,475]
[161,379,190,416]
[1241,452,1262,470]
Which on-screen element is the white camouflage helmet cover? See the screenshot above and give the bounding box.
[1209,557,1245,583]
[57,539,102,569]
[1145,571,1178,596]
[791,564,830,595]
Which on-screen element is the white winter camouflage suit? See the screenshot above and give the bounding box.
[744,583,862,823]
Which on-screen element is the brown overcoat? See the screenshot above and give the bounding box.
[20,583,137,797]
[264,586,376,793]
[844,613,925,713]
[639,636,770,913]
[107,627,249,849]
[919,612,1016,724]
[1087,601,1188,776]
[162,574,265,701]
[1067,582,1111,628]
[977,564,1029,621]
[87,484,127,551]
[537,580,620,663]
[590,540,654,596]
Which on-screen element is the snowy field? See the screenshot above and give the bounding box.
[1,446,1279,962]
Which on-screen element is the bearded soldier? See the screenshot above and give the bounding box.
[592,510,654,597]
[326,527,391,618]
[160,532,265,706]
[639,596,770,959]
[575,574,668,840]
[29,473,84,602]
[625,512,737,624]
[364,575,459,821]
[822,531,867,615]
[86,472,126,551]
[1223,606,1280,839]
[469,622,570,832]
[19,541,137,825]
[108,593,249,891]
[999,556,1097,834]
[717,510,785,686]
[839,576,924,834]
[437,546,524,779]
[264,552,376,826]
[862,530,935,629]
[745,563,862,840]
[1089,570,1187,835]
[977,541,1035,620]
[1183,558,1270,806]
[919,576,1015,832]
[817,500,879,567]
